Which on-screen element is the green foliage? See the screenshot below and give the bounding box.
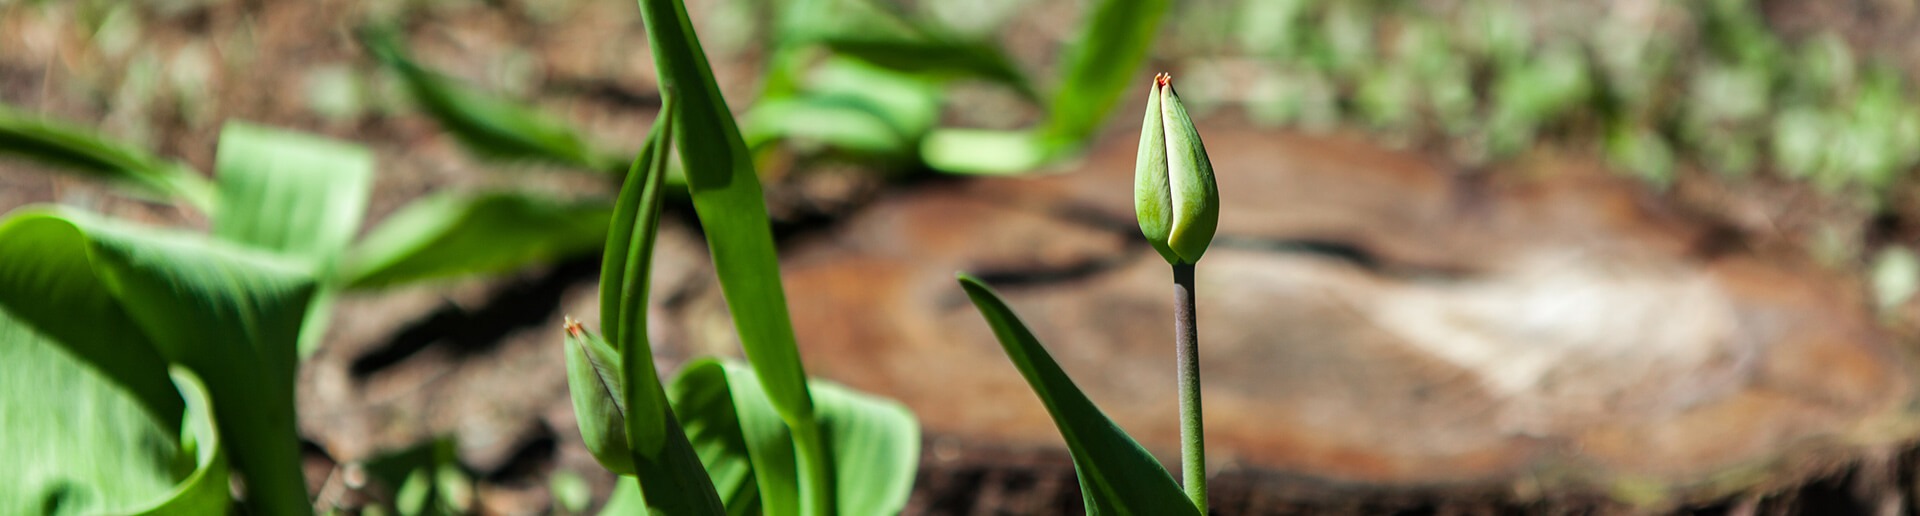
[211,122,375,355]
[344,192,611,289]
[956,274,1199,515]
[635,3,832,511]
[0,209,317,515]
[0,311,228,515]
[669,359,920,516]
[360,437,477,516]
[361,28,619,172]
[0,107,215,209]
[923,0,1175,174]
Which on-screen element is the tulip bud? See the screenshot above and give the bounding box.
[1134,74,1218,265]
[563,317,635,474]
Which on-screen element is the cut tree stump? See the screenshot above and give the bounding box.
[667,120,1920,513]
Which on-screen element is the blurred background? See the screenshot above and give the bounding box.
[6,0,1920,513]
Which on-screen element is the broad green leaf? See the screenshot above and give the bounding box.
[343,192,611,290]
[669,359,793,516]
[0,308,185,515]
[0,209,317,515]
[636,0,831,511]
[210,122,373,356]
[669,360,921,516]
[362,29,617,172]
[128,367,232,516]
[212,122,373,264]
[0,211,183,427]
[956,274,1198,516]
[0,107,215,210]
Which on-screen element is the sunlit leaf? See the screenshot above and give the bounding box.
[586,94,726,514]
[957,273,1198,515]
[0,309,187,515]
[210,122,374,356]
[0,107,215,209]
[343,192,611,290]
[670,360,920,516]
[0,208,317,515]
[636,0,832,510]
[1040,0,1173,146]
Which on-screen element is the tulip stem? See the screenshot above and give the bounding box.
[1173,262,1206,513]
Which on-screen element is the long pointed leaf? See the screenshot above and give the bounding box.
[635,0,832,511]
[362,29,616,172]
[957,273,1197,516]
[0,108,215,209]
[584,94,726,513]
[1041,0,1173,145]
[343,192,611,290]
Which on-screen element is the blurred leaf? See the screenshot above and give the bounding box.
[637,1,832,511]
[362,28,616,172]
[1872,247,1919,312]
[956,274,1198,515]
[745,59,943,158]
[0,108,214,209]
[550,470,593,515]
[821,35,1037,101]
[601,481,645,515]
[0,208,317,515]
[921,129,1054,175]
[670,359,920,516]
[127,367,230,515]
[361,437,466,516]
[0,310,202,515]
[1040,0,1172,147]
[211,123,373,356]
[343,192,611,289]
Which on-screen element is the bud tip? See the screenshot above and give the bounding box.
[563,316,584,337]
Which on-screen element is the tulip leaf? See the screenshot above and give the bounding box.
[580,94,727,514]
[343,192,611,290]
[1041,0,1173,147]
[0,208,318,515]
[362,28,619,173]
[0,107,215,210]
[636,0,832,510]
[957,273,1198,516]
[128,367,232,516]
[0,309,196,515]
[210,123,374,356]
[669,359,921,516]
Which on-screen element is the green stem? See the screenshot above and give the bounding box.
[792,419,836,516]
[1173,263,1205,514]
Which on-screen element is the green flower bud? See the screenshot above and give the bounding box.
[562,317,635,475]
[1134,74,1219,265]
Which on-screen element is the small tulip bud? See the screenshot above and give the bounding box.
[562,317,635,474]
[1134,74,1218,265]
